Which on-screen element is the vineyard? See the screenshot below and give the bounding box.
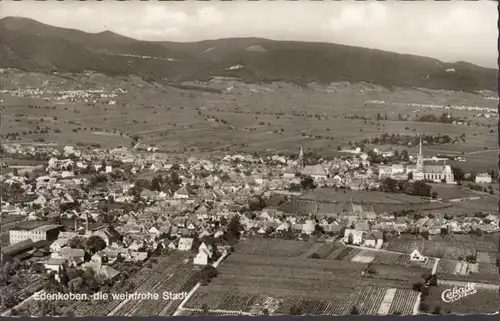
[478,263,499,275]
[353,286,389,315]
[69,252,197,316]
[387,289,419,315]
[1,274,45,302]
[184,292,258,312]
[386,238,476,260]
[477,252,497,264]
[234,239,313,257]
[187,251,422,316]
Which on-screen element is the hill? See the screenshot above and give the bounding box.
[0,17,497,92]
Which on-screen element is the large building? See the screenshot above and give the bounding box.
[9,225,62,245]
[410,139,454,183]
[379,139,454,183]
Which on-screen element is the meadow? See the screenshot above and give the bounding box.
[1,72,497,173]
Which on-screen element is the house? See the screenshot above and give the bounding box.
[58,248,85,266]
[193,243,213,266]
[363,231,383,249]
[129,251,148,262]
[174,185,195,200]
[178,237,194,251]
[410,249,426,262]
[343,229,364,245]
[99,265,120,280]
[193,250,209,266]
[302,220,315,235]
[92,228,120,247]
[50,239,68,253]
[475,173,492,184]
[43,258,67,281]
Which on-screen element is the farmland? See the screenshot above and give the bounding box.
[1,70,497,172]
[185,250,421,315]
[234,239,314,257]
[386,236,486,260]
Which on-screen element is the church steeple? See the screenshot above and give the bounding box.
[298,145,304,170]
[416,137,423,171]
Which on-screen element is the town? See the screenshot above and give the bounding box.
[1,139,498,316]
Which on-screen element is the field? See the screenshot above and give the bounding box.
[385,235,497,260]
[234,239,314,257]
[186,248,421,315]
[1,71,497,172]
[368,251,412,266]
[425,286,500,314]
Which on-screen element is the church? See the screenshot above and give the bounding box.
[408,139,455,183]
[380,139,455,184]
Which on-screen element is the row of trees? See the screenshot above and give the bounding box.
[380,178,436,198]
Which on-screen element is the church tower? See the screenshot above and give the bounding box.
[298,145,304,171]
[416,138,424,172]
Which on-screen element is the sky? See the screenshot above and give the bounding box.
[0,1,497,68]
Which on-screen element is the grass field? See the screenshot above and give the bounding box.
[234,238,314,257]
[425,286,500,314]
[1,72,497,172]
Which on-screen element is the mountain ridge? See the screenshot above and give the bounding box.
[0,16,497,92]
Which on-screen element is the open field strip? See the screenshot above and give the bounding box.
[351,251,375,264]
[438,280,500,291]
[377,288,397,315]
[300,242,325,258]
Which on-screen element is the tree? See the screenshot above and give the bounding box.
[201,304,209,314]
[151,175,162,191]
[289,305,302,315]
[451,167,465,181]
[86,235,106,254]
[350,306,359,315]
[262,308,270,315]
[198,265,219,286]
[432,306,442,315]
[309,253,321,259]
[419,302,429,313]
[300,175,316,190]
[347,233,354,244]
[68,236,87,249]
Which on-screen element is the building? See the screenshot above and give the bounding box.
[410,249,426,262]
[178,237,194,251]
[9,225,62,245]
[343,229,364,245]
[409,139,455,183]
[475,173,492,184]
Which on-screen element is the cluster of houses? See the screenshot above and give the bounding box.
[1,143,499,286]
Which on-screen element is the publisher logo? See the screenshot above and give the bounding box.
[441,283,477,303]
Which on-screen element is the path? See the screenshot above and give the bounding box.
[181,307,252,316]
[432,258,440,275]
[172,251,229,316]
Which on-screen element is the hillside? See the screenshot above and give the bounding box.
[0,17,497,92]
